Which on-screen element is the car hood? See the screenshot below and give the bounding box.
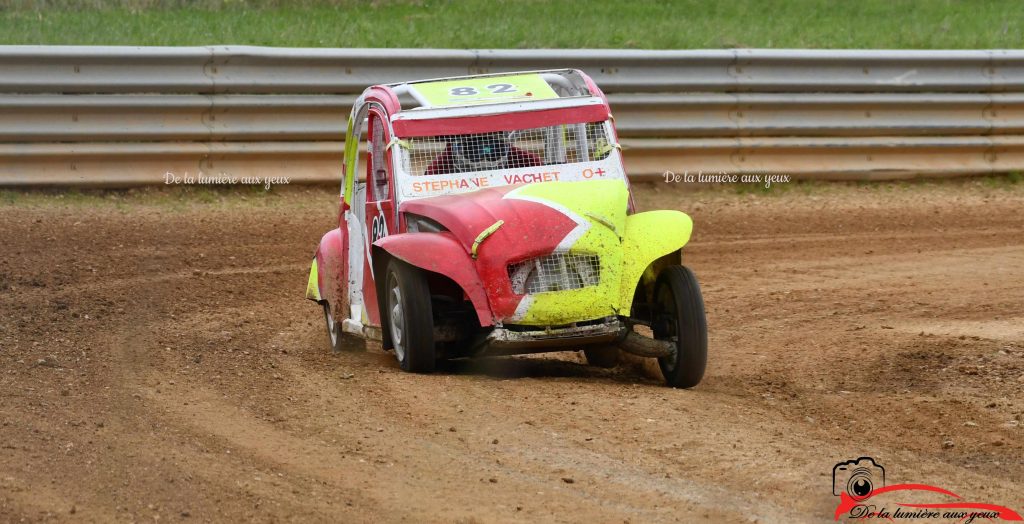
[399,180,628,258]
[400,179,632,322]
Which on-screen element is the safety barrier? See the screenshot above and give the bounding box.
[2,46,1023,185]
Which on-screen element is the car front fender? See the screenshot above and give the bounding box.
[618,210,693,313]
[373,232,494,327]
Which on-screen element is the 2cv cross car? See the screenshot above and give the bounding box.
[306,69,707,388]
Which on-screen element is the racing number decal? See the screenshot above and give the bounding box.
[488,83,515,93]
[371,213,389,243]
[364,203,390,283]
[412,74,559,106]
[449,83,516,96]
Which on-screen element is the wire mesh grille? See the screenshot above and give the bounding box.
[400,122,612,177]
[507,252,601,295]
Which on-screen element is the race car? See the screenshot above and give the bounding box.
[306,69,707,388]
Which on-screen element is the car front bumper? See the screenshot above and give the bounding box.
[474,316,625,356]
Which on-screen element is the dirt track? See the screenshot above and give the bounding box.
[1,181,1022,523]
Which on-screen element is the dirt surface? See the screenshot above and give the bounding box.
[1,180,1022,523]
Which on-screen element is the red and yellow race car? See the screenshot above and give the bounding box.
[306,69,707,388]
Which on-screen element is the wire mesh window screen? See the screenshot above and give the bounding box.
[508,252,601,295]
[400,122,612,177]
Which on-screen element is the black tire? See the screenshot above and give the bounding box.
[583,346,620,368]
[322,302,362,352]
[384,259,436,373]
[652,265,707,388]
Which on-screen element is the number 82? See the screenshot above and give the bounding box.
[449,83,516,96]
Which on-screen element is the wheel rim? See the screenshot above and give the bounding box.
[654,283,680,372]
[324,304,339,346]
[387,273,406,363]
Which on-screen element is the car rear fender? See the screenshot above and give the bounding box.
[619,210,693,313]
[372,232,494,327]
[308,229,346,317]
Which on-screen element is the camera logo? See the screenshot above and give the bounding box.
[833,457,885,501]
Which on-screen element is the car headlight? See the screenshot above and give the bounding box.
[405,214,448,234]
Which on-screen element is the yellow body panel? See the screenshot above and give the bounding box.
[503,180,693,324]
[342,115,358,207]
[504,180,628,325]
[305,258,321,301]
[410,73,559,107]
[617,210,693,312]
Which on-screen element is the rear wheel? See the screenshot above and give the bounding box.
[322,302,362,352]
[652,265,707,388]
[385,259,436,373]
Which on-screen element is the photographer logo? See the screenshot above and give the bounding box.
[830,457,1020,522]
[833,457,885,501]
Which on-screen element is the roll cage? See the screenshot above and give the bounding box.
[340,69,621,213]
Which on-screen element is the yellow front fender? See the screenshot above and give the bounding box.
[618,210,693,313]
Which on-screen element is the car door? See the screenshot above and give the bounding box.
[360,109,396,327]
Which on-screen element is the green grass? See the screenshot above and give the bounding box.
[0,0,1022,48]
[983,171,1023,188]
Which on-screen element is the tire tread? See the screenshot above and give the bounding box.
[655,265,707,388]
[387,259,436,373]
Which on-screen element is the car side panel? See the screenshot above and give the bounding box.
[311,228,348,321]
[360,199,394,327]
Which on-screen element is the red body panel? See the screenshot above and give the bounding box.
[399,185,577,320]
[315,228,347,316]
[359,109,399,326]
[374,232,493,326]
[362,86,402,120]
[362,200,395,326]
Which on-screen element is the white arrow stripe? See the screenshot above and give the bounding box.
[503,187,591,252]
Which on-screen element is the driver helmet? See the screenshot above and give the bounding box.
[450,131,511,172]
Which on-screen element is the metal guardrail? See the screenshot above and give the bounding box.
[3,46,1024,186]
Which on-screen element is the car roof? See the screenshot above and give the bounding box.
[387,69,597,111]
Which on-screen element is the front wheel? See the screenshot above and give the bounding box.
[385,259,436,373]
[652,265,707,388]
